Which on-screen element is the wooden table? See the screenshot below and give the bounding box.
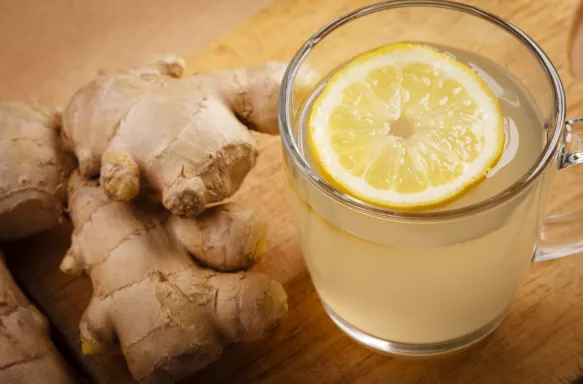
[4,0,583,383]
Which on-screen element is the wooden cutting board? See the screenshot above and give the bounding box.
[5,0,583,383]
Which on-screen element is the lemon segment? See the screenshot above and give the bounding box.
[308,43,504,209]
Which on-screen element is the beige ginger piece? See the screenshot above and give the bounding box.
[60,172,287,384]
[61,55,287,217]
[0,251,72,383]
[0,101,75,241]
[0,100,74,382]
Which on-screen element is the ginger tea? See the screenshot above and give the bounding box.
[286,44,546,345]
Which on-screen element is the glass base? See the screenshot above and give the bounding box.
[323,302,505,357]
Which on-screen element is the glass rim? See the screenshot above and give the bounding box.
[278,0,566,221]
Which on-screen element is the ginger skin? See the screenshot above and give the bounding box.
[0,251,71,383]
[0,101,75,241]
[61,55,287,217]
[61,172,287,384]
[0,100,73,383]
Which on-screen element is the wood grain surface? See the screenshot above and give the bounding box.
[0,0,273,105]
[4,0,583,383]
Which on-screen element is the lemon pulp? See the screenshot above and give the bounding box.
[308,43,504,209]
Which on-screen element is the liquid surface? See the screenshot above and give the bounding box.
[299,44,546,210]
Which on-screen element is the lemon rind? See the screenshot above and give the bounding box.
[308,43,504,209]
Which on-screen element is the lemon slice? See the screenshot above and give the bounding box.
[308,43,504,209]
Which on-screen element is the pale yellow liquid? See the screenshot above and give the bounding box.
[286,45,548,344]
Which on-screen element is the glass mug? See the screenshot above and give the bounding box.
[278,0,583,356]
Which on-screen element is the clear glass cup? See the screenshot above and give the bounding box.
[278,0,583,357]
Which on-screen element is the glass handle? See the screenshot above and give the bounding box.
[534,118,583,261]
[560,118,583,169]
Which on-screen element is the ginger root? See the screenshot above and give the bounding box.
[0,251,71,383]
[61,55,286,217]
[0,101,75,241]
[0,100,74,382]
[61,172,287,383]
